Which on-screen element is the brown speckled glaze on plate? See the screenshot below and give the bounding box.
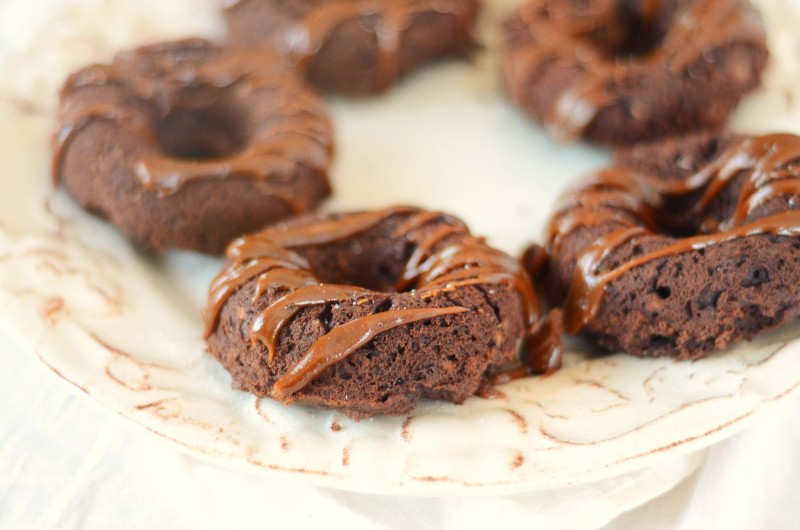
[1,0,800,496]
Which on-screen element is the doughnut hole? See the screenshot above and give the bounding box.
[287,213,467,294]
[581,0,674,61]
[154,88,248,161]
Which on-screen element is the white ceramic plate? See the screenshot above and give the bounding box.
[1,0,799,496]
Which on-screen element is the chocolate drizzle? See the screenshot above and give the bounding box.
[503,0,766,140]
[204,206,542,397]
[232,0,475,92]
[271,306,469,397]
[548,134,800,334]
[53,39,332,206]
[522,308,563,374]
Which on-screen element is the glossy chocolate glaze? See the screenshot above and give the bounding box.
[204,207,546,396]
[548,134,800,333]
[522,308,564,374]
[503,0,766,140]
[53,39,332,206]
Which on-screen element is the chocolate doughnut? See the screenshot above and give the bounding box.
[53,39,333,254]
[501,0,768,145]
[203,206,540,419]
[225,0,479,95]
[540,132,800,359]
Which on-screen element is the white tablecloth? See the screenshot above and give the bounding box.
[1,327,798,530]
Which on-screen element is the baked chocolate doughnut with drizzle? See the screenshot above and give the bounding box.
[204,206,545,419]
[540,132,800,359]
[225,0,479,95]
[501,0,767,145]
[53,39,333,254]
